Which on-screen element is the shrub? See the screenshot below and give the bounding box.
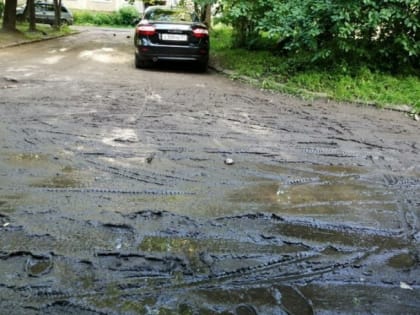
[74,6,139,27]
[116,6,139,25]
[219,0,420,72]
[0,1,4,19]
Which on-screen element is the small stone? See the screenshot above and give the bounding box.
[414,114,419,121]
[146,153,155,164]
[400,281,413,290]
[199,251,214,267]
[224,158,234,165]
[4,76,18,83]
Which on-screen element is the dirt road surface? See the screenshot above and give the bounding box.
[1,27,419,314]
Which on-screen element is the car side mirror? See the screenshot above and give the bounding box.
[132,18,140,26]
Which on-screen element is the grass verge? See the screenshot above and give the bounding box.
[210,25,420,113]
[0,21,74,46]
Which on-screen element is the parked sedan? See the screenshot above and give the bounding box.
[134,6,210,72]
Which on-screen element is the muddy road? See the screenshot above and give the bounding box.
[0,27,419,314]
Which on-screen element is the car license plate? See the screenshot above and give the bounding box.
[162,34,187,41]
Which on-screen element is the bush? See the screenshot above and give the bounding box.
[211,24,420,111]
[116,6,139,25]
[0,1,4,19]
[73,6,139,26]
[219,0,420,72]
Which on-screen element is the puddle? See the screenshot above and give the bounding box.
[139,236,308,274]
[301,283,420,314]
[387,252,417,269]
[5,153,50,166]
[227,163,399,229]
[30,173,83,188]
[2,152,88,188]
[0,194,24,213]
[197,285,313,315]
[139,236,305,256]
[271,221,405,249]
[314,164,366,175]
[25,255,53,277]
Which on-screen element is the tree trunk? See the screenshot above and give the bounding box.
[53,0,61,30]
[2,0,18,32]
[203,4,211,28]
[27,0,36,32]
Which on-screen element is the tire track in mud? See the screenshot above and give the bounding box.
[380,174,420,240]
[84,158,199,186]
[1,44,420,313]
[1,210,414,313]
[3,247,367,311]
[42,187,195,196]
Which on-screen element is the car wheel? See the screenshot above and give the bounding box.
[135,54,151,69]
[61,19,68,26]
[16,14,26,22]
[197,60,208,73]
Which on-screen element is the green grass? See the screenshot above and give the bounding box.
[73,7,139,27]
[210,25,420,112]
[0,20,74,45]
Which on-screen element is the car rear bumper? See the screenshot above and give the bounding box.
[135,44,209,63]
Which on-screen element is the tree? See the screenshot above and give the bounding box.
[192,0,210,26]
[27,0,36,32]
[52,0,61,30]
[18,0,36,31]
[143,0,166,9]
[218,0,420,70]
[2,0,17,31]
[180,0,215,26]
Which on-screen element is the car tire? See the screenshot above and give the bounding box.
[16,14,26,22]
[198,60,208,73]
[135,54,151,69]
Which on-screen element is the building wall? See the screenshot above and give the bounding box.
[64,0,144,12]
[64,0,180,13]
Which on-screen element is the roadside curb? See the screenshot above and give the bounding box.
[209,60,418,118]
[0,29,82,49]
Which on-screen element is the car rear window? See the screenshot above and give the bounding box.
[145,8,197,22]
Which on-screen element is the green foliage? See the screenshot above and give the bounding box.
[289,69,420,109]
[143,0,166,6]
[115,6,139,25]
[218,0,269,47]
[74,6,139,27]
[219,0,420,71]
[211,24,420,111]
[0,1,4,19]
[74,11,112,26]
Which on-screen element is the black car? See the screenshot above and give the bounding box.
[134,6,209,71]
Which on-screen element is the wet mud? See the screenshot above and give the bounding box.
[0,28,419,314]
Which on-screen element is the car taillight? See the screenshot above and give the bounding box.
[192,28,209,38]
[137,25,156,36]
